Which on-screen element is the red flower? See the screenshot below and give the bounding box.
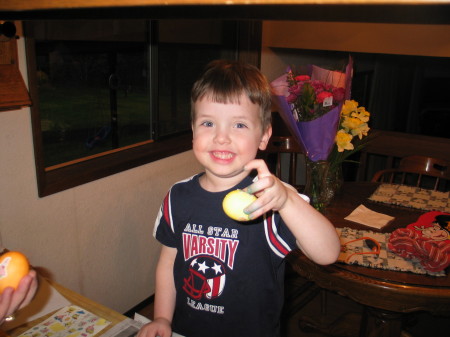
[295,75,310,82]
[316,91,333,104]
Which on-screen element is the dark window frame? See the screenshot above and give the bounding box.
[25,20,261,197]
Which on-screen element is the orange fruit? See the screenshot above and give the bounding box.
[223,189,257,222]
[0,251,30,294]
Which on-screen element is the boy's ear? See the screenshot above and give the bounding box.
[258,125,272,151]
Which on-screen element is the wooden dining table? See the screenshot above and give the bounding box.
[286,182,450,337]
[1,278,128,337]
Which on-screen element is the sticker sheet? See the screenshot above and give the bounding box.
[18,305,111,337]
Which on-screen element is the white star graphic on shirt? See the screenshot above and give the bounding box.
[190,258,198,267]
[197,260,209,274]
[211,262,222,275]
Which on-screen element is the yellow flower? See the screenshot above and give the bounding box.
[335,129,354,152]
[350,123,370,139]
[340,100,359,117]
[341,116,364,131]
[352,106,370,123]
[329,99,370,166]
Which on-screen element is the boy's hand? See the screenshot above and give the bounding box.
[243,159,296,220]
[137,318,172,337]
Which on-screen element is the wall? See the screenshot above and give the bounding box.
[262,21,450,58]
[0,38,202,313]
[261,21,450,83]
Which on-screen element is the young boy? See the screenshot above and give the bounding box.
[137,60,340,337]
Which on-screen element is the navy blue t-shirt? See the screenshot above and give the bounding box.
[154,174,298,337]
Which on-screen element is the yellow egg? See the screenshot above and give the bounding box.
[0,251,30,294]
[223,189,257,222]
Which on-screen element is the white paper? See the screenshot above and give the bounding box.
[100,317,142,337]
[345,204,395,229]
[311,65,346,88]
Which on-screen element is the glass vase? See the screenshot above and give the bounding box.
[304,158,343,212]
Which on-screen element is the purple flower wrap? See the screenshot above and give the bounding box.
[271,57,353,162]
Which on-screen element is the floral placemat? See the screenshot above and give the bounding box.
[368,183,450,212]
[337,227,445,276]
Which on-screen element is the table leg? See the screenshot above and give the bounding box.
[359,306,404,337]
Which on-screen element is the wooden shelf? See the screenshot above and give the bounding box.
[0,64,32,110]
[0,35,31,111]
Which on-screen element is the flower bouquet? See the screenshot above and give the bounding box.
[271,57,366,210]
[328,99,371,174]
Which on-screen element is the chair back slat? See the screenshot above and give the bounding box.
[371,155,450,191]
[263,136,303,189]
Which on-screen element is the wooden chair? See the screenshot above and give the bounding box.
[371,155,450,191]
[263,136,304,190]
[356,129,450,182]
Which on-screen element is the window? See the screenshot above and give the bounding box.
[24,20,261,196]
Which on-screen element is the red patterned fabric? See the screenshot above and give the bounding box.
[388,211,450,272]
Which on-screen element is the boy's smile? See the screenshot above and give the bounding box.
[211,151,234,162]
[192,94,271,192]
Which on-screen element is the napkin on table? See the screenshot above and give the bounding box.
[345,204,394,229]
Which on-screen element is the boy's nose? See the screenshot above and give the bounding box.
[214,129,231,144]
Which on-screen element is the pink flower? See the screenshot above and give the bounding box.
[295,75,310,82]
[311,80,325,92]
[332,87,345,102]
[316,91,333,104]
[289,83,303,96]
[325,84,334,92]
[286,93,298,104]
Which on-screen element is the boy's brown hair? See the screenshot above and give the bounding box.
[191,59,272,131]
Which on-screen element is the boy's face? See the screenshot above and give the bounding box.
[192,94,271,189]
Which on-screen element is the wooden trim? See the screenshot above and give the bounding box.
[41,133,193,196]
[1,0,448,12]
[3,4,450,25]
[45,140,154,171]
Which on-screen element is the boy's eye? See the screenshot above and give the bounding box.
[235,123,247,129]
[201,121,214,127]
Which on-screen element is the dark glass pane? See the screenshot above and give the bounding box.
[155,20,237,138]
[29,19,238,167]
[32,21,151,167]
[156,44,223,137]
